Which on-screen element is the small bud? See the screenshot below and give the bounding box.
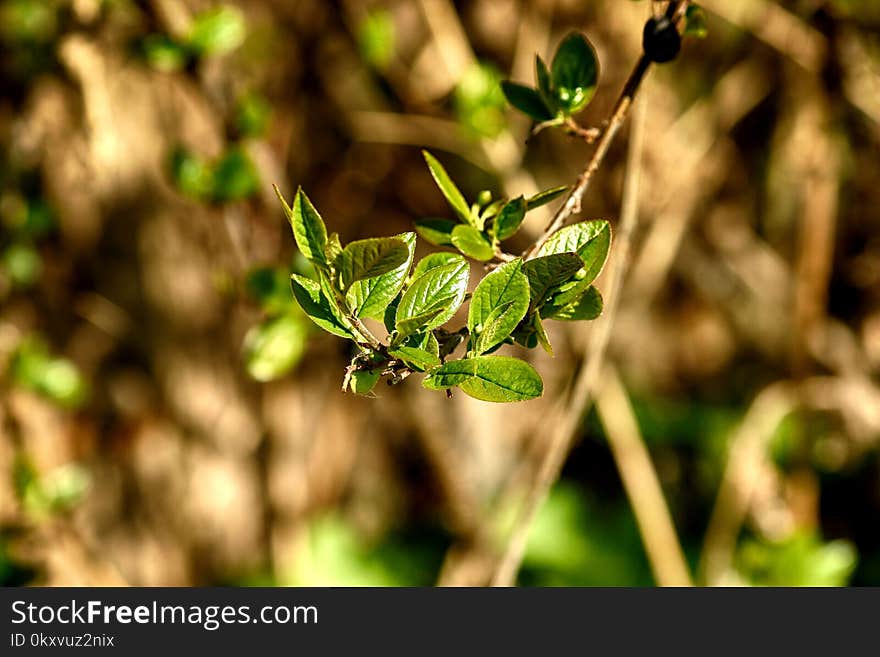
[642,16,681,64]
[574,268,587,281]
[477,190,493,207]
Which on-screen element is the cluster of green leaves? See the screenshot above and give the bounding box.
[501,32,599,125]
[275,151,610,403]
[169,145,259,203]
[142,5,246,72]
[454,62,508,138]
[735,531,857,587]
[8,336,88,408]
[415,151,567,262]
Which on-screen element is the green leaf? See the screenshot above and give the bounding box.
[422,151,471,224]
[500,81,554,122]
[396,257,469,337]
[347,232,415,319]
[275,186,329,266]
[543,285,603,321]
[468,259,530,355]
[451,224,494,262]
[423,356,543,403]
[537,219,611,285]
[143,34,188,72]
[550,32,599,114]
[358,9,396,71]
[411,252,463,281]
[350,369,381,396]
[684,5,708,39]
[335,237,409,293]
[290,274,354,339]
[522,252,584,311]
[527,185,568,210]
[188,6,246,56]
[389,346,441,372]
[535,55,555,112]
[415,218,456,247]
[533,314,553,355]
[494,196,526,241]
[243,314,308,382]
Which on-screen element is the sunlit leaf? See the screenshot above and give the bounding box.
[276,186,329,266]
[451,224,494,262]
[290,273,354,339]
[468,259,530,355]
[422,151,472,224]
[396,256,469,338]
[550,32,599,114]
[244,314,308,382]
[494,196,526,241]
[423,355,543,402]
[347,232,415,320]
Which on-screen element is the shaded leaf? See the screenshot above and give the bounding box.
[533,314,553,355]
[550,32,599,114]
[523,252,584,310]
[537,219,611,285]
[422,151,471,224]
[389,346,441,372]
[543,285,603,321]
[494,196,526,241]
[423,356,543,402]
[275,186,328,266]
[535,55,555,111]
[290,273,354,339]
[500,81,555,122]
[395,257,469,337]
[468,259,530,355]
[347,232,415,320]
[451,224,494,262]
[415,218,456,247]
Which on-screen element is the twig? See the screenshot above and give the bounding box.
[596,367,693,586]
[522,0,688,260]
[490,91,650,587]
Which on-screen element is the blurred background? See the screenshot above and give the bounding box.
[1,0,878,587]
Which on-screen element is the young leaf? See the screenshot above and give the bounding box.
[550,32,599,114]
[522,252,584,310]
[415,218,456,247]
[422,151,472,225]
[535,55,555,112]
[543,285,603,321]
[336,237,409,293]
[451,225,494,262]
[527,186,568,210]
[290,273,354,339]
[500,82,555,122]
[396,257,469,337]
[389,346,441,372]
[494,196,526,241]
[350,369,381,395]
[423,356,544,403]
[411,252,463,281]
[275,186,328,266]
[537,219,611,285]
[347,232,416,320]
[533,314,553,355]
[243,314,308,382]
[468,259,530,355]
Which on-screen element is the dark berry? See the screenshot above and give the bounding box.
[643,16,681,64]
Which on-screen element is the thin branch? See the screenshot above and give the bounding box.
[597,367,693,586]
[522,0,688,260]
[490,91,650,587]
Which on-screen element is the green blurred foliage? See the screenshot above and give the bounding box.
[735,532,857,586]
[14,457,91,517]
[358,9,396,71]
[454,62,507,138]
[169,146,260,204]
[8,337,89,408]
